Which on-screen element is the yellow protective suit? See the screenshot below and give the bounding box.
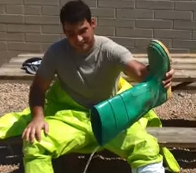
[0,78,180,173]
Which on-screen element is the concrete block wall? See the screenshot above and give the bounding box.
[0,0,196,63]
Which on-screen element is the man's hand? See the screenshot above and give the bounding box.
[22,116,49,143]
[24,74,52,143]
[162,68,175,89]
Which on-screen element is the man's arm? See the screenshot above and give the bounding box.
[29,47,56,118]
[123,60,149,83]
[29,74,52,119]
[22,46,56,142]
[22,75,52,143]
[109,41,174,88]
[123,59,174,89]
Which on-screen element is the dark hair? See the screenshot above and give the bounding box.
[60,0,92,25]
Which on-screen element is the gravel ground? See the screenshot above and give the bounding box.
[0,82,196,173]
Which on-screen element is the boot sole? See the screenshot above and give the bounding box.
[148,39,172,99]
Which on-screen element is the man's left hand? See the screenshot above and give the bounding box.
[162,68,175,89]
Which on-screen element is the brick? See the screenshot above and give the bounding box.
[0,5,5,13]
[174,20,196,30]
[155,10,192,20]
[136,1,174,10]
[117,9,153,19]
[98,19,134,28]
[0,41,7,50]
[60,0,68,5]
[175,2,196,10]
[6,5,23,14]
[91,8,115,18]
[190,49,196,53]
[0,32,24,41]
[0,15,24,24]
[0,0,22,4]
[60,0,96,7]
[109,37,134,47]
[26,33,61,43]
[98,1,134,8]
[24,0,58,5]
[25,16,59,25]
[154,29,192,39]
[24,6,41,15]
[8,42,42,51]
[173,40,196,48]
[7,24,41,33]
[95,27,115,36]
[42,25,63,34]
[42,43,51,51]
[116,28,153,38]
[193,31,196,39]
[129,48,146,54]
[136,20,173,29]
[42,6,60,16]
[82,0,96,7]
[0,24,6,31]
[134,38,152,47]
[135,38,171,48]
[0,50,24,61]
[169,48,190,53]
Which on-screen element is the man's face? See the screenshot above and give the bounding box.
[63,18,96,53]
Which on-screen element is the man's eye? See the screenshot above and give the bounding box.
[80,28,88,34]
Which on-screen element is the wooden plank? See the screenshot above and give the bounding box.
[10,56,196,64]
[0,65,33,80]
[147,127,196,148]
[1,63,22,68]
[17,53,196,58]
[4,60,196,71]
[121,70,196,82]
[172,64,196,70]
[6,56,196,71]
[18,53,44,57]
[130,82,196,90]
[1,53,196,82]
[9,57,41,63]
[134,53,196,59]
[1,127,196,148]
[136,58,196,64]
[0,65,196,82]
[9,53,196,64]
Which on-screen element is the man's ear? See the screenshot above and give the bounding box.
[91,17,97,29]
[62,25,67,35]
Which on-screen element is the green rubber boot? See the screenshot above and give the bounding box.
[90,40,172,146]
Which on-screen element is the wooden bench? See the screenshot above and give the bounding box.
[0,127,196,172]
[0,53,196,90]
[1,127,196,148]
[124,53,196,90]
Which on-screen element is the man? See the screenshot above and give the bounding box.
[0,1,179,173]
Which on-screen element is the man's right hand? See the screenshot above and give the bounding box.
[22,116,49,143]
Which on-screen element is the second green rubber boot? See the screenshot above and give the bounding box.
[147,39,172,101]
[90,39,172,146]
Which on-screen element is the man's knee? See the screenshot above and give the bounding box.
[23,142,41,158]
[23,134,54,158]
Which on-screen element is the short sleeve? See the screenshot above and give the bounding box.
[109,42,135,70]
[36,47,56,81]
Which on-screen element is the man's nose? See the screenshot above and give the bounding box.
[76,35,83,42]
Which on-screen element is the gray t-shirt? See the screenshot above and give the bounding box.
[37,35,134,108]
